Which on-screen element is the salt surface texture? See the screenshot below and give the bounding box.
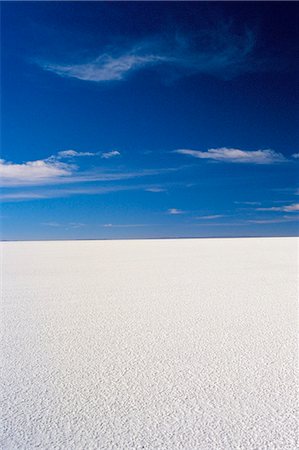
[1,238,298,449]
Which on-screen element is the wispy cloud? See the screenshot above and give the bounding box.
[54,149,121,159]
[292,153,299,159]
[196,214,225,220]
[101,150,121,159]
[41,53,165,82]
[167,208,185,215]
[42,221,85,229]
[0,151,175,187]
[56,150,96,158]
[103,223,150,228]
[234,201,262,205]
[145,187,166,193]
[0,192,53,201]
[193,221,246,227]
[38,24,260,83]
[248,217,298,224]
[42,221,61,227]
[0,183,173,202]
[257,203,299,212]
[193,216,298,226]
[175,147,286,164]
[55,149,121,159]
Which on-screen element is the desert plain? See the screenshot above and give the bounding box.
[1,237,298,449]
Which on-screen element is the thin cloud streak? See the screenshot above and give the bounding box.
[0,183,171,202]
[175,148,286,164]
[101,150,121,159]
[42,221,85,228]
[193,217,297,226]
[145,187,167,193]
[234,201,262,205]
[102,223,150,228]
[248,217,298,224]
[193,221,246,226]
[196,215,225,220]
[54,149,121,159]
[57,150,97,158]
[0,154,177,187]
[257,203,299,212]
[167,208,185,215]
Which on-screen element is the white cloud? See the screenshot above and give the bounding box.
[234,201,262,205]
[0,192,52,200]
[49,149,120,161]
[292,153,299,159]
[167,208,185,215]
[0,158,74,186]
[42,221,85,228]
[248,217,298,224]
[175,147,286,164]
[103,223,148,228]
[41,53,165,82]
[145,187,166,193]
[193,221,246,226]
[57,150,96,158]
[101,150,121,159]
[0,151,176,187]
[197,215,225,220]
[257,203,299,212]
[38,25,258,83]
[0,182,174,202]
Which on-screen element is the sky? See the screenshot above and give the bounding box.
[1,1,298,240]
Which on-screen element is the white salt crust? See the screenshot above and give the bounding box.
[1,238,298,449]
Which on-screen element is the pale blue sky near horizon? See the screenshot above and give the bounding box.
[1,1,298,240]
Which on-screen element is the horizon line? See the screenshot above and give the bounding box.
[1,235,298,243]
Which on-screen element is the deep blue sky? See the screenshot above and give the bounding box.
[1,1,298,240]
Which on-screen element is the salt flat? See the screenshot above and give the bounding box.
[1,238,297,449]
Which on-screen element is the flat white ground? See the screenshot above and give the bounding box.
[1,238,298,449]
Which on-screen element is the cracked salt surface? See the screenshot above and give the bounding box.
[1,238,298,449]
